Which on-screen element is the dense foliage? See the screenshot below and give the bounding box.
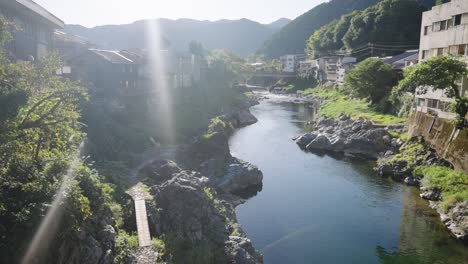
[344,58,397,106]
[398,56,468,126]
[258,0,383,58]
[0,16,119,262]
[307,0,426,58]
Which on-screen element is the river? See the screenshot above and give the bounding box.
[229,94,468,264]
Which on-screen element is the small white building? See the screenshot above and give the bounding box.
[280,54,307,73]
[416,0,468,120]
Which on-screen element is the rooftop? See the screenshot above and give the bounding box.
[0,0,64,28]
[383,50,419,65]
[89,49,141,64]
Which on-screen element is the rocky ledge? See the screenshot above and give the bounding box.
[139,159,263,263]
[294,114,404,158]
[430,201,468,241]
[374,137,467,241]
[374,137,452,184]
[165,105,264,262]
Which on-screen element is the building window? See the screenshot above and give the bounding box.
[447,18,453,29]
[424,26,429,35]
[440,20,447,31]
[433,21,441,32]
[437,48,444,56]
[458,44,466,56]
[422,50,429,59]
[453,14,462,26]
[427,99,439,109]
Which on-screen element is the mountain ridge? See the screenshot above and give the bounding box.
[64,18,290,56]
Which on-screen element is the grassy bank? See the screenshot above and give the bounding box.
[304,89,405,125]
[415,166,468,212]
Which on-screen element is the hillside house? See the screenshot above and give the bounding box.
[0,0,64,61]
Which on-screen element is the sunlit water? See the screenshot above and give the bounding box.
[230,95,468,264]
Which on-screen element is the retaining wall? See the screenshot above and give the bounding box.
[409,112,468,172]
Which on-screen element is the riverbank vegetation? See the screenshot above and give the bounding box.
[304,88,405,125]
[415,166,468,212]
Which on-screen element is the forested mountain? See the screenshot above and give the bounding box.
[307,0,428,58]
[266,18,292,29]
[258,0,436,58]
[65,18,286,56]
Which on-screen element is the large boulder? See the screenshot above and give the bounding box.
[306,134,332,151]
[217,158,263,194]
[147,168,263,263]
[295,133,317,149]
[343,128,390,157]
[236,109,258,128]
[140,159,181,185]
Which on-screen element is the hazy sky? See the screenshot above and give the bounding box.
[34,0,325,27]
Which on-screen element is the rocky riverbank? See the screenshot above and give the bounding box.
[375,137,467,241]
[137,159,263,264]
[122,99,264,263]
[294,114,404,159]
[294,110,467,242]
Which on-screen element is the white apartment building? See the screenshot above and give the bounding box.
[316,56,356,85]
[417,0,468,120]
[280,54,307,73]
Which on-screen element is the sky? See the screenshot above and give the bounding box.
[34,0,325,28]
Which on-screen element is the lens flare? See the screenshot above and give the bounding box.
[22,141,85,264]
[145,20,175,144]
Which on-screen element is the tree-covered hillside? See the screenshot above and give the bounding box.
[307,0,427,58]
[258,0,436,59]
[258,0,383,58]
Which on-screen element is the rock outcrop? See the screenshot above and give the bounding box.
[295,116,399,158]
[216,157,263,195]
[431,201,468,241]
[139,161,263,263]
[176,113,263,198]
[374,137,452,183]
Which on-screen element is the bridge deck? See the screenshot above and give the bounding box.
[134,199,152,247]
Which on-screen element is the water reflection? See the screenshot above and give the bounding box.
[377,188,468,264]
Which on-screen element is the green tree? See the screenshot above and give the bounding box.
[398,56,468,126]
[344,58,396,105]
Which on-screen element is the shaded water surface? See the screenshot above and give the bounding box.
[230,95,468,264]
